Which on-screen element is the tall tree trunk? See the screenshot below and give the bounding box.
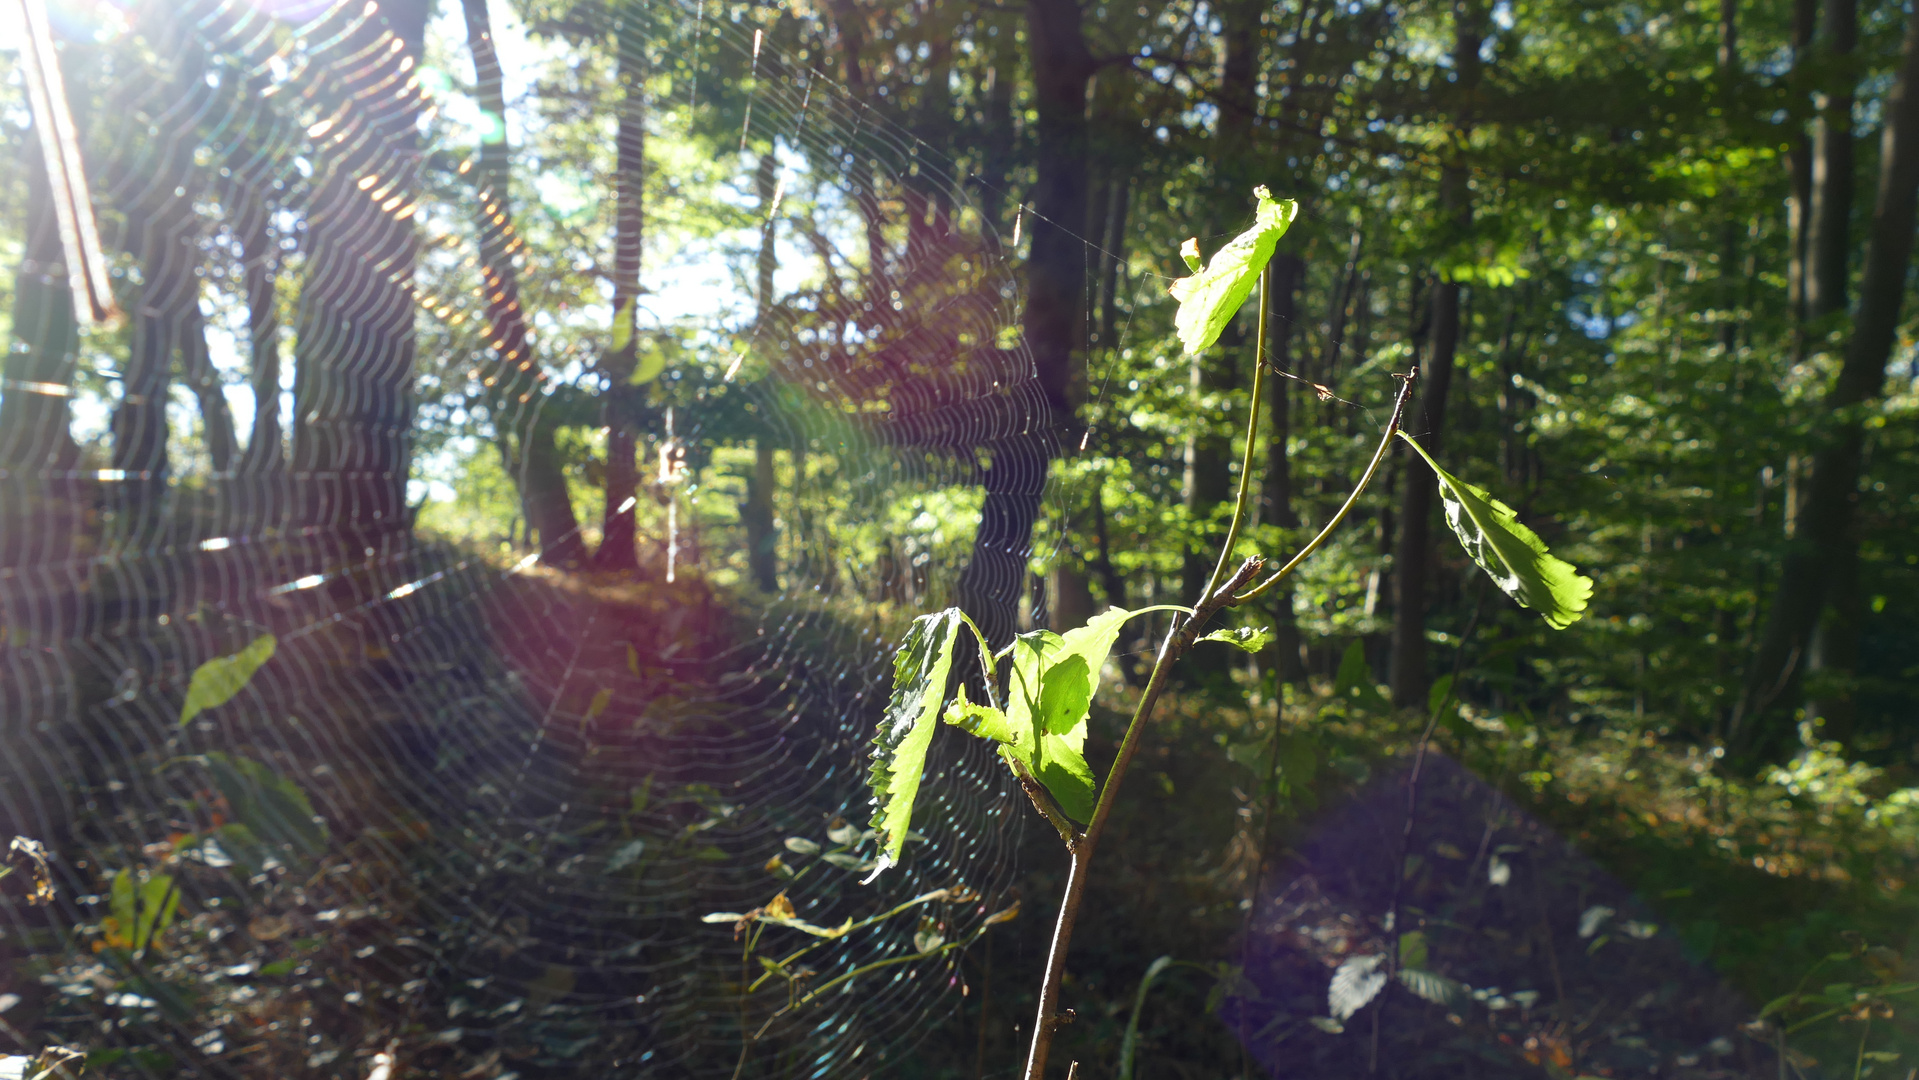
[182,305,238,475]
[958,0,1092,648]
[1263,254,1308,684]
[1805,0,1857,324]
[291,0,431,537]
[459,0,587,566]
[1390,0,1483,709]
[1736,1,1919,756]
[1786,0,1817,332]
[0,137,82,477]
[232,182,285,478]
[743,151,781,593]
[0,137,83,582]
[1800,0,1863,729]
[595,12,649,571]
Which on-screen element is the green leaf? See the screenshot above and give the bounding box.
[134,873,179,954]
[1333,641,1387,709]
[866,609,966,874]
[179,634,276,725]
[1198,625,1273,653]
[203,752,328,857]
[1167,187,1299,355]
[1036,655,1092,736]
[1179,237,1203,272]
[1398,433,1593,629]
[1398,930,1430,971]
[1034,733,1096,823]
[1329,954,1387,1020]
[944,685,1016,744]
[1397,968,1470,1008]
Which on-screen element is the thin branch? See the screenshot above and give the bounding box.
[1231,369,1417,605]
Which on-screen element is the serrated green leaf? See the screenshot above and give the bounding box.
[943,685,1016,744]
[1198,625,1273,653]
[1398,968,1469,1007]
[1398,434,1593,629]
[1167,187,1298,355]
[866,609,966,873]
[179,634,276,726]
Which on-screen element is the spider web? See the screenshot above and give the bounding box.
[0,0,1096,1074]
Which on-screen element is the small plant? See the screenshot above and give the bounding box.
[863,188,1594,1078]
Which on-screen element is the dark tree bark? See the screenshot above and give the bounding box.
[0,138,82,476]
[956,0,1092,647]
[1805,0,1857,324]
[594,12,649,571]
[1736,1,1919,756]
[459,0,588,567]
[1785,0,1817,329]
[231,182,285,478]
[1390,0,1483,709]
[290,0,432,537]
[1263,254,1308,684]
[743,151,781,593]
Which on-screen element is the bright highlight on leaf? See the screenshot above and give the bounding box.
[1167,186,1299,355]
[179,634,276,726]
[1198,625,1272,653]
[1398,433,1593,629]
[867,610,965,874]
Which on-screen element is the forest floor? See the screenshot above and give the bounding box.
[3,528,1916,1079]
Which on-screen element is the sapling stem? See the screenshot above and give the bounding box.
[1019,255,1417,1077]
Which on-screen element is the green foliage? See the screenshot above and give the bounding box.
[1197,625,1273,652]
[104,870,178,957]
[1398,433,1593,629]
[866,609,966,871]
[178,634,275,726]
[200,752,327,860]
[1167,187,1298,355]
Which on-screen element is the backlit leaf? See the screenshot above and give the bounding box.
[1167,187,1298,354]
[866,609,966,874]
[943,686,1016,744]
[1329,954,1387,1020]
[1398,968,1469,1007]
[1034,733,1096,823]
[179,634,276,725]
[1198,625,1272,653]
[1398,434,1592,629]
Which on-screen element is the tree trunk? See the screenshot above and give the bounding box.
[182,305,238,475]
[1736,0,1919,756]
[1785,0,1817,330]
[290,0,431,537]
[1390,0,1483,708]
[0,137,82,476]
[743,151,781,593]
[959,0,1092,648]
[595,13,649,571]
[1263,255,1309,684]
[459,0,588,567]
[1805,0,1856,324]
[232,181,285,478]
